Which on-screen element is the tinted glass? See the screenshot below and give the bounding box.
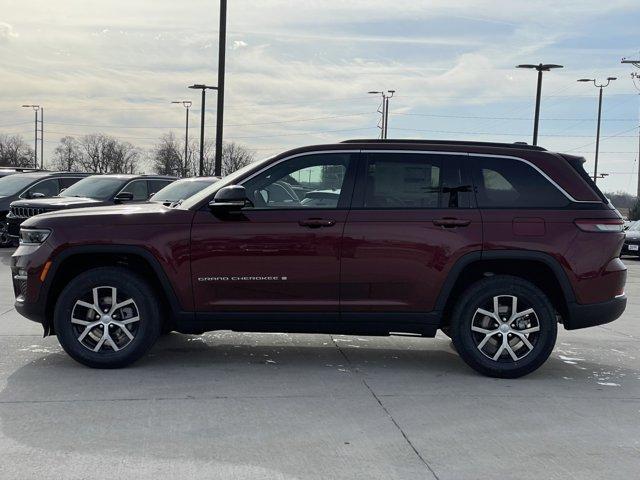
[61,177,128,200]
[363,153,441,209]
[473,157,569,208]
[25,178,59,198]
[59,177,84,189]
[148,179,174,196]
[242,153,351,209]
[441,157,473,208]
[0,175,42,196]
[152,179,215,203]
[122,180,148,201]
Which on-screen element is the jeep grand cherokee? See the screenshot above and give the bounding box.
[10,140,627,377]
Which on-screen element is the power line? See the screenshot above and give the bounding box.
[392,112,636,121]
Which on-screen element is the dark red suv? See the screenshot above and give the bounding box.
[10,140,627,377]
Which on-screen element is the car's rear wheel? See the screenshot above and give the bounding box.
[451,275,557,378]
[53,267,161,368]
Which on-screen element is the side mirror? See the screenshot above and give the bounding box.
[148,192,156,198]
[114,191,134,203]
[30,192,45,199]
[59,188,67,194]
[209,185,248,209]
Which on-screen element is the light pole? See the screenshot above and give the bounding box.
[215,0,227,178]
[516,63,563,146]
[578,77,617,184]
[21,104,42,168]
[188,84,218,176]
[368,90,395,139]
[172,100,192,176]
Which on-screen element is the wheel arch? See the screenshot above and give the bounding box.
[43,245,186,335]
[436,250,576,327]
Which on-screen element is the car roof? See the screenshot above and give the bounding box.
[83,174,177,180]
[173,176,220,182]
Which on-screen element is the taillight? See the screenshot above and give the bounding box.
[574,219,624,233]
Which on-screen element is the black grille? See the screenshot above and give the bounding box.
[10,206,48,218]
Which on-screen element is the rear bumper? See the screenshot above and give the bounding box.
[564,295,627,330]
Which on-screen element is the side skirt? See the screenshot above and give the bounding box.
[174,311,441,337]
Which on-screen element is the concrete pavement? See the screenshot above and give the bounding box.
[0,248,638,479]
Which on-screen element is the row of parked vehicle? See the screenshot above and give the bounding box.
[0,169,220,246]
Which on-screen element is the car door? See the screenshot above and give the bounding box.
[190,151,357,314]
[340,150,482,320]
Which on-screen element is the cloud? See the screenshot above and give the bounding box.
[231,40,248,50]
[0,22,18,42]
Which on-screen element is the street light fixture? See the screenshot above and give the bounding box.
[368,90,395,139]
[21,104,42,169]
[577,77,617,183]
[516,63,563,146]
[188,84,218,176]
[171,101,193,177]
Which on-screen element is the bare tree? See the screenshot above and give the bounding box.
[151,135,255,177]
[151,133,196,176]
[78,134,140,174]
[201,141,255,176]
[50,136,83,172]
[0,134,35,167]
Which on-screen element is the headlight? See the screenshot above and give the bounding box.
[19,228,51,245]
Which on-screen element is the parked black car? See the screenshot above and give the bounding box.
[149,176,220,206]
[622,220,640,257]
[0,171,89,245]
[6,174,175,239]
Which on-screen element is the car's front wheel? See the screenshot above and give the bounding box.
[53,267,161,368]
[451,275,557,378]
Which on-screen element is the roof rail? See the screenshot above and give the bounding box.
[340,139,547,151]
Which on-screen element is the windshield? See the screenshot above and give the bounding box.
[180,157,272,209]
[152,179,219,203]
[628,221,640,232]
[0,175,39,196]
[60,177,127,200]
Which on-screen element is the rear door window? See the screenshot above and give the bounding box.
[472,156,570,208]
[362,153,441,209]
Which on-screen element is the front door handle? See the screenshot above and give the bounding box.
[433,218,471,228]
[299,218,336,228]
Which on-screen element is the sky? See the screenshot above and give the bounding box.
[1,0,639,193]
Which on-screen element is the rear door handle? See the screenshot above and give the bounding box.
[433,218,471,228]
[299,218,336,228]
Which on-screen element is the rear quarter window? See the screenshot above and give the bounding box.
[472,156,570,208]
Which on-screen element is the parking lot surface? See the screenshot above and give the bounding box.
[0,247,638,479]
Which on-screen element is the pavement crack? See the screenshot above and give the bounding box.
[330,335,440,480]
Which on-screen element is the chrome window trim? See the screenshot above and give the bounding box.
[193,147,601,208]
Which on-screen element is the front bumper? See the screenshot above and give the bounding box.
[621,242,640,255]
[564,295,627,330]
[6,213,24,238]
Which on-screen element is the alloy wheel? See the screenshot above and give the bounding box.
[470,295,541,362]
[70,286,140,353]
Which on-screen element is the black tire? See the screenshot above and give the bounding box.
[451,275,557,378]
[53,267,162,368]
